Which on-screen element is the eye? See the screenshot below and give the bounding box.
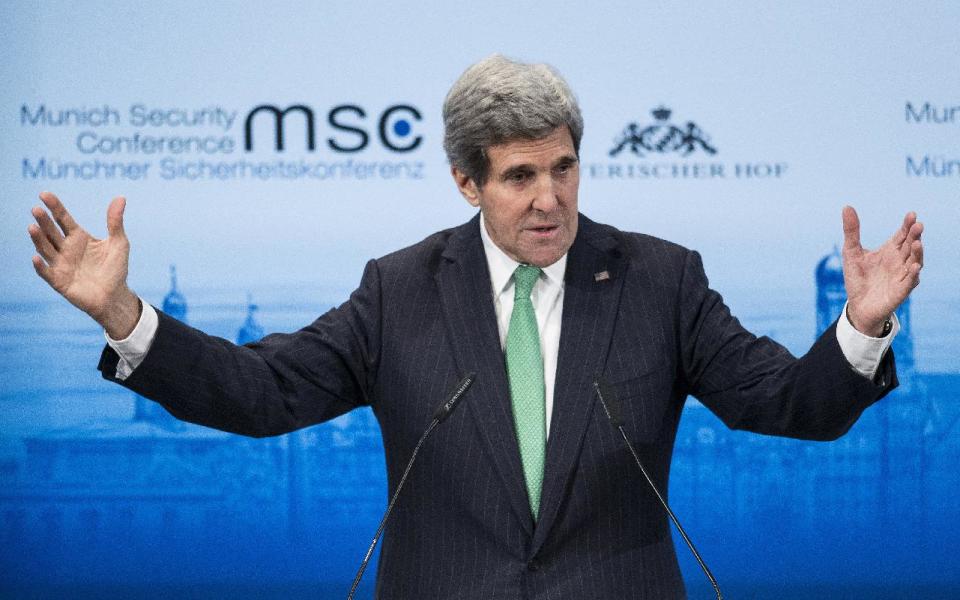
[554,162,574,176]
[507,171,529,184]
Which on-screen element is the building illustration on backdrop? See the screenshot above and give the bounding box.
[671,247,958,537]
[0,250,958,584]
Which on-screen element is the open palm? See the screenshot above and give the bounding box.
[29,192,139,337]
[842,206,923,337]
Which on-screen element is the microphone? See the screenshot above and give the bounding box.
[347,372,477,600]
[593,378,723,600]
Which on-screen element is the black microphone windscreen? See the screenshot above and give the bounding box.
[433,372,476,422]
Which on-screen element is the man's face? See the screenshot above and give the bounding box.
[453,127,580,268]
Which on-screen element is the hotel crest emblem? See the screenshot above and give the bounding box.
[609,106,717,157]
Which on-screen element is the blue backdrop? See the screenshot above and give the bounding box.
[2,2,958,598]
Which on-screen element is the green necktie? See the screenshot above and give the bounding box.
[506,265,546,519]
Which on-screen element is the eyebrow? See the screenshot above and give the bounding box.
[500,164,534,181]
[499,155,579,181]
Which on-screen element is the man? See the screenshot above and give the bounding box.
[28,55,923,598]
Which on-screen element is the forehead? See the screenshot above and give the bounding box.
[486,127,576,172]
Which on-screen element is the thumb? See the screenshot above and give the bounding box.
[841,205,861,252]
[106,196,127,238]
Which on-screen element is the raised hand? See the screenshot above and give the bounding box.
[28,191,141,339]
[841,206,923,337]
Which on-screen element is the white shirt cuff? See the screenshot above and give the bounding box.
[104,299,159,380]
[835,301,899,380]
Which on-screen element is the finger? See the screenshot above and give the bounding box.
[910,239,923,269]
[28,223,57,262]
[106,196,127,238]
[31,255,54,286]
[841,205,861,252]
[892,211,917,248]
[31,205,65,250]
[39,191,80,235]
[899,243,923,284]
[907,261,921,290]
[900,221,923,259]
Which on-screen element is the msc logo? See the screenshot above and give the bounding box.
[609,106,716,157]
[244,104,422,153]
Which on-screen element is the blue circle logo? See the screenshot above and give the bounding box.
[393,119,411,137]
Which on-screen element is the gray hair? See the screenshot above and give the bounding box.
[442,54,584,186]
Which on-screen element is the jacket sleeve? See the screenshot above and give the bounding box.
[677,249,897,441]
[98,259,383,438]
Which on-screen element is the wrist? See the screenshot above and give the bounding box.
[98,287,142,340]
[846,305,892,338]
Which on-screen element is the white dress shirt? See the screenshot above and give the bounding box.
[107,219,899,436]
[479,217,566,437]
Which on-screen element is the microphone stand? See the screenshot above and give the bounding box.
[594,379,723,600]
[346,419,438,599]
[346,373,476,600]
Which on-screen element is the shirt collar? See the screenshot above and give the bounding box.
[479,215,568,295]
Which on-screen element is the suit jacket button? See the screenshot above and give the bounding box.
[527,559,540,572]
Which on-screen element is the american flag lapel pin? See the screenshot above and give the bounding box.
[594,270,610,282]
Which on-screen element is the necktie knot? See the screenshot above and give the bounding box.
[513,265,542,300]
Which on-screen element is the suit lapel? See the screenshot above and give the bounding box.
[435,215,535,536]
[531,216,627,554]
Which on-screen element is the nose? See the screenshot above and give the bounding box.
[531,176,559,213]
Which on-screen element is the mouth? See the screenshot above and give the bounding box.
[525,224,560,238]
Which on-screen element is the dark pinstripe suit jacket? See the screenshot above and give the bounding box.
[99,213,896,599]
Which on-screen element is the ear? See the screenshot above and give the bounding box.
[451,166,481,207]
